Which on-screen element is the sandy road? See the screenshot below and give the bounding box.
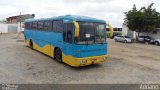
[0,34,160,84]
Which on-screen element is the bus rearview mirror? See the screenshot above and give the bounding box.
[73,21,79,37]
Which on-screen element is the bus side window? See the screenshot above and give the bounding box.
[25,23,28,29]
[28,22,32,29]
[53,20,63,32]
[48,21,52,31]
[44,21,52,31]
[37,22,43,30]
[56,21,63,32]
[53,21,56,32]
[63,33,66,41]
[32,22,37,30]
[26,22,32,29]
[63,25,66,42]
[44,22,48,30]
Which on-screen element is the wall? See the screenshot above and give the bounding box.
[122,24,137,39]
[0,24,8,33]
[122,22,160,39]
[122,24,128,36]
[8,24,18,33]
[127,31,137,39]
[0,23,22,33]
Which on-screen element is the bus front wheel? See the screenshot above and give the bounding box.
[55,48,62,62]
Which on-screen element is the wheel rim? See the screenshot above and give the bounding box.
[56,49,62,62]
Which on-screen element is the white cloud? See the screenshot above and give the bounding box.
[0,0,159,27]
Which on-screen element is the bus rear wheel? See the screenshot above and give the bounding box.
[29,40,33,49]
[55,48,62,62]
[24,36,27,43]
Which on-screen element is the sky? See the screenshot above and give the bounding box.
[0,0,159,27]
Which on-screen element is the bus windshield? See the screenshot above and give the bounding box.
[76,22,106,44]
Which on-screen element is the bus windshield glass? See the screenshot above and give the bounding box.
[76,22,106,44]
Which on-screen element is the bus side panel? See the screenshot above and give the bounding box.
[24,29,31,46]
[24,30,53,57]
[61,43,74,65]
[33,31,54,57]
[24,30,65,58]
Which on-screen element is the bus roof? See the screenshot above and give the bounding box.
[25,15,106,23]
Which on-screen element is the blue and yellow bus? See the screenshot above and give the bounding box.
[24,15,108,67]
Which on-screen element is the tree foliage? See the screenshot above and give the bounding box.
[124,3,160,35]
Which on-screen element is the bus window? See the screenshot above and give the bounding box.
[44,21,52,31]
[25,23,29,29]
[56,21,63,32]
[28,22,32,29]
[63,23,73,43]
[53,21,56,32]
[53,20,63,32]
[25,22,32,29]
[37,22,44,30]
[32,22,37,30]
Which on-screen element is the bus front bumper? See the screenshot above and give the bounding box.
[63,54,108,67]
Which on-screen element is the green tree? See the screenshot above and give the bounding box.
[124,3,160,36]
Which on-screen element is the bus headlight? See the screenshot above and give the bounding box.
[80,60,87,64]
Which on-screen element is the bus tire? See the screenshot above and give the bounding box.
[24,36,26,43]
[29,40,33,49]
[55,48,62,62]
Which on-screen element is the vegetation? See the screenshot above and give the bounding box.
[124,3,160,36]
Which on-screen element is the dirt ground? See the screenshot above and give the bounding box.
[0,34,160,84]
